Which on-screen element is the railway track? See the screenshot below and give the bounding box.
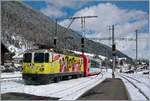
[1,76,22,79]
[119,74,149,100]
[121,74,150,88]
[1,76,22,82]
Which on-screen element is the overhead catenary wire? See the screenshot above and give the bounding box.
[62,18,75,34]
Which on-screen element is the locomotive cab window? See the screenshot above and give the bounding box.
[23,53,32,63]
[34,53,44,63]
[45,53,49,63]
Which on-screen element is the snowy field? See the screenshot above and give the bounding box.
[116,70,150,100]
[1,69,149,100]
[1,69,112,100]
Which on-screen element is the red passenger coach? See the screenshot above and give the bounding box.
[81,53,101,77]
[81,53,91,77]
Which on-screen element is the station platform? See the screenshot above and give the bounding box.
[78,78,129,100]
[1,92,59,100]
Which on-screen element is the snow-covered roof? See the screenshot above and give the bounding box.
[71,50,106,60]
[24,49,53,53]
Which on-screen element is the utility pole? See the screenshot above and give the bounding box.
[112,24,116,78]
[135,29,138,70]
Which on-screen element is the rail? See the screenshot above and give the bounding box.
[120,74,149,100]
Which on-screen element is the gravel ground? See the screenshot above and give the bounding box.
[78,78,129,100]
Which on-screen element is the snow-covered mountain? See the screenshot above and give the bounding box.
[2,31,38,54]
[1,1,132,60]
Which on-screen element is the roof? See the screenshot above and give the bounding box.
[24,49,53,53]
[24,49,81,57]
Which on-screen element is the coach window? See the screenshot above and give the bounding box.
[45,53,49,63]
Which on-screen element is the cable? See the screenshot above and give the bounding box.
[63,18,75,34]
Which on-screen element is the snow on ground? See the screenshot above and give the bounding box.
[2,69,149,100]
[60,72,111,100]
[136,70,150,74]
[1,70,112,100]
[121,74,150,99]
[8,45,21,53]
[116,70,150,100]
[124,72,150,88]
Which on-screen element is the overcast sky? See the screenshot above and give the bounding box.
[24,0,149,59]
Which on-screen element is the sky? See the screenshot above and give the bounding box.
[24,0,149,59]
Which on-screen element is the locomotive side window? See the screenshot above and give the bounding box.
[23,53,32,63]
[34,53,44,63]
[45,53,49,63]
